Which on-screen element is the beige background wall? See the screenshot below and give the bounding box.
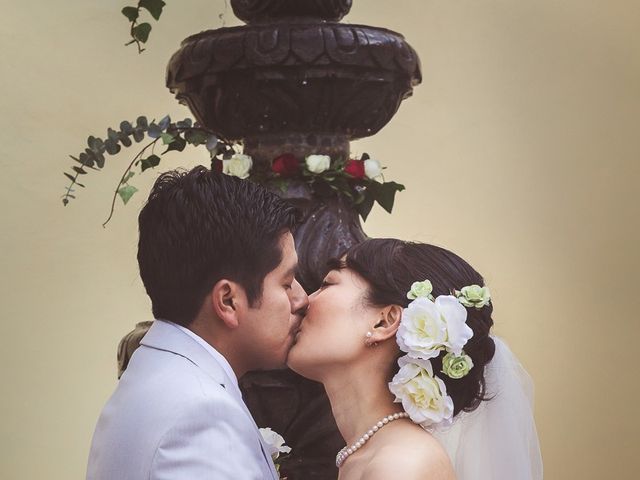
[1,1,638,478]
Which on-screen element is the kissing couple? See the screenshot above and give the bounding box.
[87,166,542,480]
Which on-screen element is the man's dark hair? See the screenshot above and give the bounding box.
[137,166,300,327]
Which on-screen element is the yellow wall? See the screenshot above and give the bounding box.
[1,1,638,478]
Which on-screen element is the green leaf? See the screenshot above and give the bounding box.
[140,0,166,21]
[184,129,208,146]
[140,154,161,171]
[160,132,175,145]
[121,6,139,22]
[132,23,152,43]
[124,171,135,183]
[374,181,406,214]
[118,185,139,205]
[164,136,187,153]
[356,193,375,221]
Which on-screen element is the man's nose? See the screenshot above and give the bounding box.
[290,278,309,314]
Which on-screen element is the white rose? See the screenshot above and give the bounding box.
[397,297,448,359]
[259,427,292,461]
[305,154,331,173]
[388,355,454,428]
[223,153,253,179]
[436,295,474,356]
[397,296,473,359]
[364,158,383,179]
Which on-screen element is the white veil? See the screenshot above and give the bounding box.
[432,336,543,479]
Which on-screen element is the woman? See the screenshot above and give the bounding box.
[287,239,542,480]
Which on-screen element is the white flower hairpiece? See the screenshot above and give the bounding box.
[389,280,490,429]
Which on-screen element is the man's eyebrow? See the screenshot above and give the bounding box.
[284,264,298,278]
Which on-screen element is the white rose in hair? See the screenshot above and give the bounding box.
[398,295,473,359]
[305,154,331,173]
[223,153,253,179]
[364,158,383,179]
[259,427,291,461]
[389,356,454,428]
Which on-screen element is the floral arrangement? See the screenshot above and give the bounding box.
[388,280,491,429]
[259,427,292,480]
[62,117,404,224]
[213,151,405,221]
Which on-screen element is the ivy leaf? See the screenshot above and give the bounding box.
[161,132,175,145]
[121,6,139,22]
[140,0,166,21]
[184,129,208,146]
[132,23,152,43]
[355,193,375,221]
[374,181,406,214]
[118,185,139,205]
[140,154,161,172]
[164,136,187,153]
[124,171,135,183]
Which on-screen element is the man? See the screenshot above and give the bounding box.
[87,166,308,479]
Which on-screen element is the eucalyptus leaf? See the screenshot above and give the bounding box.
[135,116,148,129]
[158,115,171,130]
[132,23,152,43]
[104,139,121,155]
[121,6,139,22]
[147,123,162,139]
[64,172,75,182]
[72,166,87,175]
[118,185,139,205]
[118,132,132,147]
[206,135,219,152]
[139,0,166,21]
[120,121,134,135]
[132,129,145,142]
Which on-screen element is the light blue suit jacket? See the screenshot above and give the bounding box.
[86,320,278,480]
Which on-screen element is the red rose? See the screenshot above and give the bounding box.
[272,153,300,177]
[344,159,365,179]
[212,158,223,173]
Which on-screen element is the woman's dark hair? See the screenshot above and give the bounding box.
[342,238,496,416]
[137,166,300,327]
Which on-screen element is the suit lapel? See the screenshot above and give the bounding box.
[140,320,278,479]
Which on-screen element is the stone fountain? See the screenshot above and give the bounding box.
[120,1,421,478]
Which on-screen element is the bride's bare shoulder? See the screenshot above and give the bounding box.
[363,426,455,480]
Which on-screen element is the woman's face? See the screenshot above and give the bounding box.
[287,266,379,381]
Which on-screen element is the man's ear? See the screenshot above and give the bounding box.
[370,305,403,343]
[210,279,244,329]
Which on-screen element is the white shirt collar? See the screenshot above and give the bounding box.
[171,321,239,390]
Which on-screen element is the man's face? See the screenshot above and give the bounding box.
[238,231,308,371]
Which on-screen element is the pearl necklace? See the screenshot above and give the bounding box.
[335,412,410,468]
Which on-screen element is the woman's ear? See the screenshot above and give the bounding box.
[370,305,403,343]
[210,279,243,329]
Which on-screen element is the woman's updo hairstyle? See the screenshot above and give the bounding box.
[343,238,496,416]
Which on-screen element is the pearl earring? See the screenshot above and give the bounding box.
[365,331,377,347]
